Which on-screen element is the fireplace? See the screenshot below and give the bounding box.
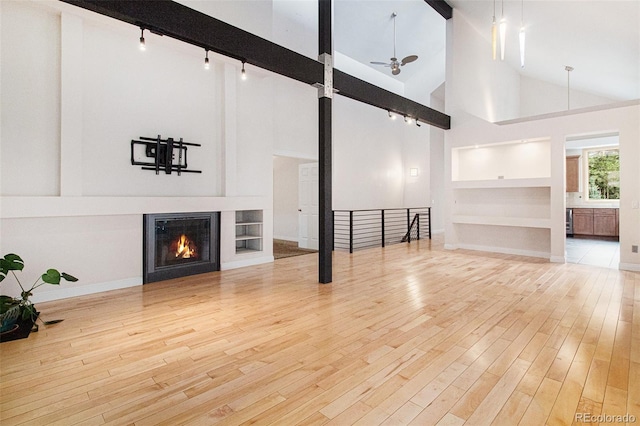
[143,212,220,283]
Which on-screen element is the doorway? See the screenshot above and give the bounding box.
[273,156,319,255]
[565,133,620,269]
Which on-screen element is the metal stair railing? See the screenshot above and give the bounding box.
[333,207,431,253]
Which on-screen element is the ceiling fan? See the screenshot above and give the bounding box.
[370,12,418,76]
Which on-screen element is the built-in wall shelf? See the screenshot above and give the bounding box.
[451,177,551,189]
[235,210,263,253]
[450,138,553,259]
[451,215,551,229]
[452,138,551,182]
[0,196,268,218]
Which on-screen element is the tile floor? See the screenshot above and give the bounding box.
[566,237,620,269]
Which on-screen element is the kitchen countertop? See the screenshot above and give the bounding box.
[567,205,619,209]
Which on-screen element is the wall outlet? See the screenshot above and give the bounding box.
[633,245,638,253]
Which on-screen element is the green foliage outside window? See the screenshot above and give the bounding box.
[587,149,619,200]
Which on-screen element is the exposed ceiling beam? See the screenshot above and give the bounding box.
[334,70,450,129]
[60,0,450,130]
[425,0,453,20]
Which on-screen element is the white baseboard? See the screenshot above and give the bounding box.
[444,244,458,250]
[30,256,276,303]
[619,262,640,272]
[549,256,566,263]
[32,277,142,303]
[453,243,550,259]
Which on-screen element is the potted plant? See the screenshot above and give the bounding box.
[0,253,77,342]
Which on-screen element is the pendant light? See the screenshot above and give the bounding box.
[519,0,526,68]
[139,28,146,51]
[565,66,574,110]
[499,0,506,61]
[491,0,497,60]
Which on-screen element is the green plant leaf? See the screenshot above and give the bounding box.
[61,272,78,282]
[41,269,61,285]
[1,253,25,281]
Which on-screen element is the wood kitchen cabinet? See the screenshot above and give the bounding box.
[572,207,619,238]
[572,208,594,235]
[593,208,618,237]
[566,156,580,192]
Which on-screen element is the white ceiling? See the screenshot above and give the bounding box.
[334,0,446,83]
[180,0,639,103]
[447,0,640,101]
[335,0,639,101]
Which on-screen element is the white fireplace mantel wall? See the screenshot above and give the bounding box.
[0,2,275,302]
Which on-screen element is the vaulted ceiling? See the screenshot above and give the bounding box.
[177,0,640,106]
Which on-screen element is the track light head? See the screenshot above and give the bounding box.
[388,110,397,120]
[139,28,146,51]
[404,116,413,125]
[204,50,210,70]
[241,61,247,80]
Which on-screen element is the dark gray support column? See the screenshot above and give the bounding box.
[318,0,332,283]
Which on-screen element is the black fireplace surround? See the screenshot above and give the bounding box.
[143,212,220,283]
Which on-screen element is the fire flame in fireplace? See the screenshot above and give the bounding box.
[175,234,197,259]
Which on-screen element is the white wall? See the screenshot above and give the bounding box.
[271,76,318,160]
[175,0,273,42]
[333,95,431,210]
[81,19,222,197]
[404,48,446,107]
[452,139,551,181]
[430,87,445,233]
[0,1,276,301]
[520,75,617,118]
[446,9,520,123]
[1,1,61,196]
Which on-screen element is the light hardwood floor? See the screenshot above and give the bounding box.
[1,237,639,425]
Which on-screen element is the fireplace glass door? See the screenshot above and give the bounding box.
[143,212,220,283]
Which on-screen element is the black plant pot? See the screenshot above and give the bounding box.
[0,315,37,343]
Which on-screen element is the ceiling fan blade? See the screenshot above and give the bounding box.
[370,61,389,66]
[401,55,418,66]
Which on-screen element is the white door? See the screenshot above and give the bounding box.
[298,163,319,249]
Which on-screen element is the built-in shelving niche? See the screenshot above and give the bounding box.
[450,139,552,259]
[235,210,263,253]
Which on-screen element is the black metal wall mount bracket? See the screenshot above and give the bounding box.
[130,135,202,175]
